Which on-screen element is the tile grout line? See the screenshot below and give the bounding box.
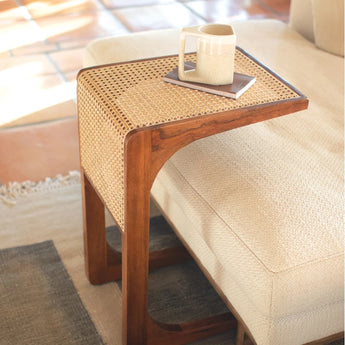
[92,0,108,11]
[178,1,208,23]
[253,0,282,16]
[13,0,31,20]
[45,53,68,83]
[109,1,209,33]
[107,10,134,33]
[14,0,48,43]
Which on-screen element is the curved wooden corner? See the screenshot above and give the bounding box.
[149,97,308,185]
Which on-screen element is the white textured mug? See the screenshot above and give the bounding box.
[178,24,236,85]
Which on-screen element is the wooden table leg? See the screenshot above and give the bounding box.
[236,323,256,345]
[82,170,123,284]
[122,131,151,345]
[82,128,239,344]
[122,223,150,345]
[121,131,238,345]
[81,170,109,285]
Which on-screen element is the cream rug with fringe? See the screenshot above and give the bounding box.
[0,172,237,345]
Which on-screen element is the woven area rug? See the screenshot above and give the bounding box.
[0,240,104,345]
[0,172,235,345]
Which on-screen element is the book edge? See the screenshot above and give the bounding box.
[163,71,256,100]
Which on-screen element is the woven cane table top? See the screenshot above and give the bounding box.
[77,48,303,229]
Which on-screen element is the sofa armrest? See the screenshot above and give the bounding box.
[289,0,344,57]
[289,0,314,42]
[313,0,344,57]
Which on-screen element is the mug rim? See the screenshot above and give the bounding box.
[198,23,234,36]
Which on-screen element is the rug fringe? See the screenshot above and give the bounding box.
[0,171,81,206]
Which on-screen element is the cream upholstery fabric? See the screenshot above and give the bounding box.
[83,28,195,67]
[289,0,345,56]
[289,0,314,42]
[83,20,344,345]
[312,0,344,56]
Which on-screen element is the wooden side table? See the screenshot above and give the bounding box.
[77,48,308,345]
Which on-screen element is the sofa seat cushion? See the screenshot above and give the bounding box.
[83,20,344,345]
[152,22,344,345]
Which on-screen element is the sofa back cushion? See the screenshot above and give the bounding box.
[289,0,315,42]
[289,0,344,57]
[313,0,344,56]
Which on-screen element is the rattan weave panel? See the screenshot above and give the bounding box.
[77,49,299,229]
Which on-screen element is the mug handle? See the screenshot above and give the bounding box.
[178,26,203,81]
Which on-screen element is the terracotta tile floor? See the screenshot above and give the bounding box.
[0,0,290,185]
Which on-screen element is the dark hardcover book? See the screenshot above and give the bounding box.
[163,61,256,100]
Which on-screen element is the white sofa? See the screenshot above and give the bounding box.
[83,1,344,344]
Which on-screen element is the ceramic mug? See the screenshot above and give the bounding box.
[178,24,236,85]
